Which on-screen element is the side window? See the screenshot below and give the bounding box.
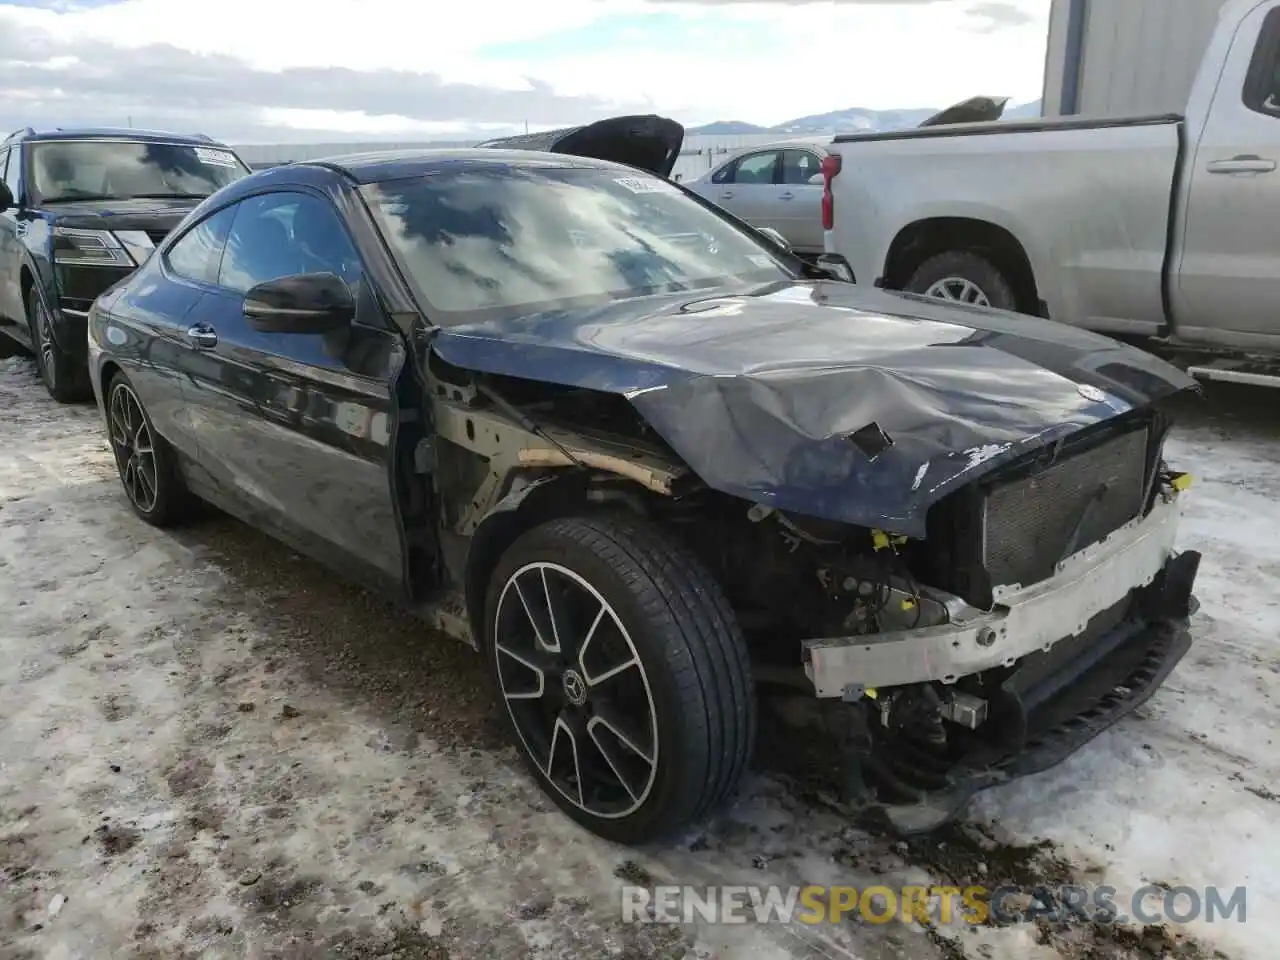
[164,205,237,284]
[219,192,361,294]
[5,147,22,203]
[711,159,735,184]
[1243,7,1280,118]
[729,151,779,185]
[781,150,821,185]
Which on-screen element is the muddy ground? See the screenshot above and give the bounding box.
[1,355,1275,959]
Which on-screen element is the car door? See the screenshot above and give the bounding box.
[180,188,408,592]
[105,202,237,463]
[707,150,782,228]
[777,149,825,254]
[1173,2,1280,350]
[0,147,22,338]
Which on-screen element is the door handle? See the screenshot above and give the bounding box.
[187,323,218,348]
[720,190,734,199]
[1206,155,1276,174]
[779,191,795,200]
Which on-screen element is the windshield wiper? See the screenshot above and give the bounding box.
[121,193,207,200]
[41,194,117,203]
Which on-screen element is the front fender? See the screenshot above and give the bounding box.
[17,241,54,314]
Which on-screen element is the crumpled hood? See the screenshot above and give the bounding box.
[430,281,1196,535]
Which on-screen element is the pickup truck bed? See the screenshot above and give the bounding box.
[824,113,1186,335]
[830,112,1185,144]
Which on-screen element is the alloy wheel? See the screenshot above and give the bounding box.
[108,382,160,514]
[923,276,991,307]
[494,561,659,819]
[35,302,57,390]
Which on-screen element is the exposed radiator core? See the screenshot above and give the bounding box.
[981,427,1150,589]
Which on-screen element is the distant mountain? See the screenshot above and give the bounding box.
[1004,99,1044,119]
[688,99,1042,137]
[686,120,771,136]
[768,106,939,136]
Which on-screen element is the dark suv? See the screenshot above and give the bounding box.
[0,128,250,401]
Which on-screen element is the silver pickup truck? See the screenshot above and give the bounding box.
[821,0,1280,387]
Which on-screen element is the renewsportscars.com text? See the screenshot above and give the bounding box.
[621,884,1248,927]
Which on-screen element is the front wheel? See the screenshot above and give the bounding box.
[905,250,1017,312]
[28,295,91,402]
[483,513,756,844]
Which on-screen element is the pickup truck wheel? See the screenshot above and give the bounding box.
[483,513,756,844]
[905,251,1016,311]
[105,370,196,527]
[28,295,91,403]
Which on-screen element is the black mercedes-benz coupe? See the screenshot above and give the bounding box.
[88,148,1200,843]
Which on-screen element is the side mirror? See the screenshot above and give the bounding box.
[243,272,354,334]
[0,182,13,213]
[756,226,792,251]
[807,173,824,186]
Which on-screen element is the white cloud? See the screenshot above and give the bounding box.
[0,0,1049,139]
[506,2,1050,125]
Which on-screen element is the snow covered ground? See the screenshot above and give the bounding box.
[1,353,1275,960]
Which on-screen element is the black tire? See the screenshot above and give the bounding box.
[104,369,196,527]
[483,513,756,845]
[904,250,1017,312]
[28,294,91,402]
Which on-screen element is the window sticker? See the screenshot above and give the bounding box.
[195,147,240,167]
[613,176,676,194]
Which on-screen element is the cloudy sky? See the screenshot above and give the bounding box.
[0,0,1049,143]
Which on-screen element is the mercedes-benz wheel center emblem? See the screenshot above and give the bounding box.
[562,669,588,706]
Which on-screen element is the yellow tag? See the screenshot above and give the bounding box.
[901,598,916,610]
[1171,473,1193,492]
[864,688,878,700]
[871,529,907,551]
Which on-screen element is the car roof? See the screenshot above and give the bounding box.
[300,148,640,185]
[726,137,832,154]
[2,127,230,148]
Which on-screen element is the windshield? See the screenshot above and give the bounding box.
[361,165,793,324]
[31,140,249,203]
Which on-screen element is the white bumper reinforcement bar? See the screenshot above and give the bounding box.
[802,495,1185,696]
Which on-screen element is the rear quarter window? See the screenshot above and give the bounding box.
[164,206,237,284]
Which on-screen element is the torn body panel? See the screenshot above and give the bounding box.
[429,279,1197,536]
[422,363,695,647]
[432,399,687,536]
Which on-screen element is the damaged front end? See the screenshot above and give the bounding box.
[794,436,1200,833]
[425,282,1202,833]
[657,404,1200,834]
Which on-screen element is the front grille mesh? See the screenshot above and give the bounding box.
[982,427,1149,589]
